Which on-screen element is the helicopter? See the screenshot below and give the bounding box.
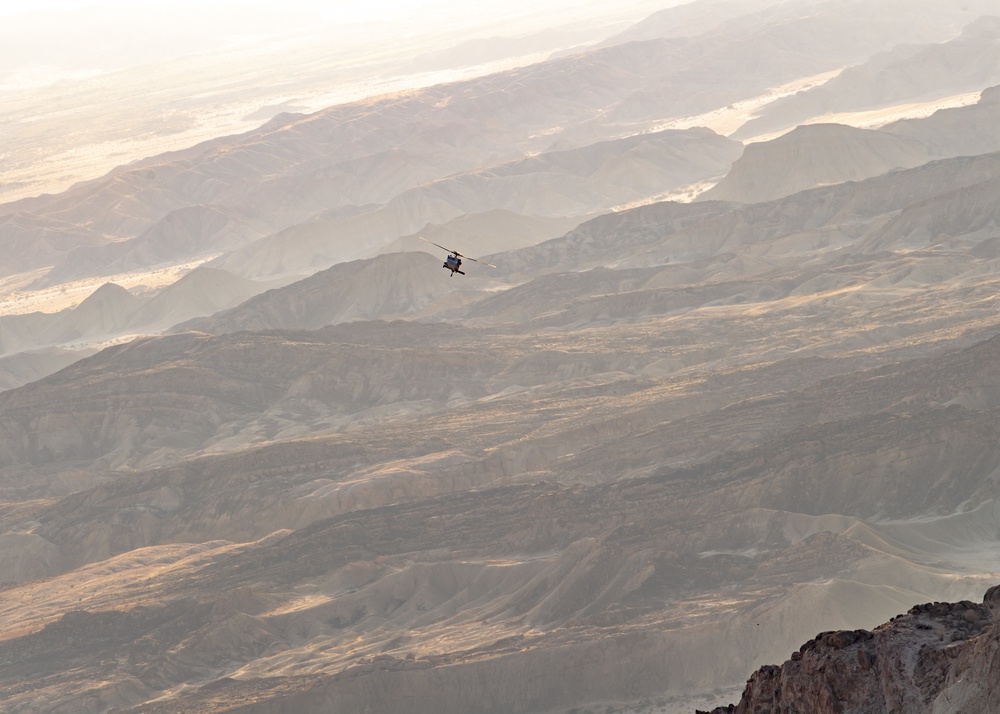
[420,237,496,276]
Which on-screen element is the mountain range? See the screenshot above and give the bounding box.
[3,1,1000,712]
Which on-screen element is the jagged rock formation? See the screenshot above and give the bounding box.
[698,587,1000,714]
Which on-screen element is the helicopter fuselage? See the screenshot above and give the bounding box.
[443,253,464,275]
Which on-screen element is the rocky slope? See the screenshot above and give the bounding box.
[698,585,1000,714]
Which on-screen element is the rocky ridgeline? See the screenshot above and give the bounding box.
[699,586,1000,714]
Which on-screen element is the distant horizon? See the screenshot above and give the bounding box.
[0,0,678,204]
[0,0,679,71]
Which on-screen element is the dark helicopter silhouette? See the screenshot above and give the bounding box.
[420,237,496,276]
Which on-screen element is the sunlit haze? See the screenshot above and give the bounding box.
[0,0,675,203]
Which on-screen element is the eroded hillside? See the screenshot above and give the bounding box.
[3,146,1000,711]
[4,1,1000,713]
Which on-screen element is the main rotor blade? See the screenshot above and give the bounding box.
[419,236,495,266]
[419,236,455,254]
[464,256,496,267]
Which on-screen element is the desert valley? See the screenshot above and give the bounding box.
[3,0,1000,712]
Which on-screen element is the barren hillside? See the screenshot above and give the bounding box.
[3,2,1000,713]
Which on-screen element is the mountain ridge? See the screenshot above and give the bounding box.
[5,2,1000,712]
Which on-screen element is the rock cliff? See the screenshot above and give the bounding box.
[698,586,1000,714]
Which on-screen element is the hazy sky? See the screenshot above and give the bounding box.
[0,0,460,20]
[0,0,683,82]
[0,1,466,71]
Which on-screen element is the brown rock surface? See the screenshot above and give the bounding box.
[697,590,1000,714]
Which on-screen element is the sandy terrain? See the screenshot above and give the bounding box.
[0,258,213,317]
[648,70,845,138]
[801,91,984,131]
[651,70,984,144]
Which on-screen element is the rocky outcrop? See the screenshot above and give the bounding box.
[698,588,1000,714]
